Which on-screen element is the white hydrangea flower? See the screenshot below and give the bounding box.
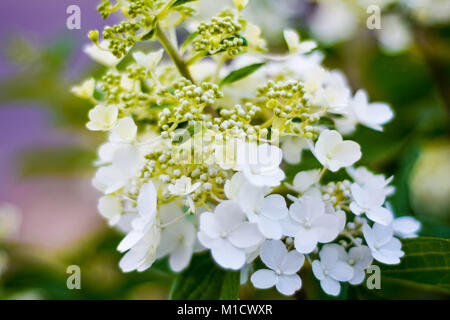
[238,183,288,239]
[314,129,361,172]
[251,240,305,295]
[310,1,358,45]
[286,169,321,194]
[168,176,201,196]
[283,29,317,55]
[117,182,158,251]
[93,144,143,194]
[224,172,247,201]
[119,223,161,272]
[350,183,394,225]
[312,244,354,296]
[116,181,161,273]
[98,195,122,226]
[347,166,395,196]
[198,201,264,270]
[348,90,394,132]
[363,223,404,265]
[347,246,373,285]
[133,49,164,70]
[71,78,95,99]
[156,203,196,272]
[280,136,308,164]
[110,117,138,142]
[83,40,122,67]
[237,143,285,187]
[392,216,421,238]
[282,195,340,253]
[86,104,119,131]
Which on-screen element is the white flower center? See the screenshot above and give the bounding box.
[220,231,228,238]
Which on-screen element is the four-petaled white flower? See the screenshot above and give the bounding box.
[350,183,393,225]
[251,240,305,295]
[86,104,118,131]
[119,223,161,272]
[133,49,164,70]
[346,246,373,285]
[347,166,395,196]
[110,117,138,142]
[281,136,308,164]
[286,169,321,194]
[282,195,340,253]
[93,144,143,194]
[312,244,354,296]
[314,130,361,172]
[363,223,404,265]
[392,216,421,239]
[71,78,95,99]
[168,176,201,196]
[198,201,264,270]
[349,90,393,132]
[237,143,285,187]
[283,29,317,55]
[156,203,196,272]
[238,183,288,240]
[117,182,158,253]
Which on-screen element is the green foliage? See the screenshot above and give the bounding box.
[378,237,450,294]
[18,147,96,177]
[171,0,198,8]
[170,253,240,300]
[220,62,265,86]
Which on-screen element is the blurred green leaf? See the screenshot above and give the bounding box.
[220,63,265,86]
[171,0,197,8]
[18,146,96,177]
[378,237,450,294]
[170,253,240,300]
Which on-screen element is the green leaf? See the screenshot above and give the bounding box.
[220,62,265,86]
[171,0,197,7]
[378,237,450,294]
[170,253,240,300]
[180,31,198,55]
[140,28,156,41]
[18,147,96,177]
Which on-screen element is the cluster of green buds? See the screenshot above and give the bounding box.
[321,180,352,211]
[193,13,247,56]
[157,79,222,130]
[257,80,320,139]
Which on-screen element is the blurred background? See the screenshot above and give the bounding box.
[0,0,449,300]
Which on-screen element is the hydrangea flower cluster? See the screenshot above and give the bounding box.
[74,0,421,296]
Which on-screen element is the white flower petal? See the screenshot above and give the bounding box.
[251,269,277,289]
[276,274,302,295]
[211,241,246,270]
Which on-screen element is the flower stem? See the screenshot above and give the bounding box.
[317,167,327,184]
[155,24,194,83]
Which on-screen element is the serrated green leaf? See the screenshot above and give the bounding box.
[220,62,265,86]
[171,0,197,8]
[170,253,240,300]
[378,237,450,294]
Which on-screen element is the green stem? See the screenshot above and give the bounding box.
[155,24,194,83]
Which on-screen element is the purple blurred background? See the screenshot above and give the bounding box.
[0,0,115,248]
